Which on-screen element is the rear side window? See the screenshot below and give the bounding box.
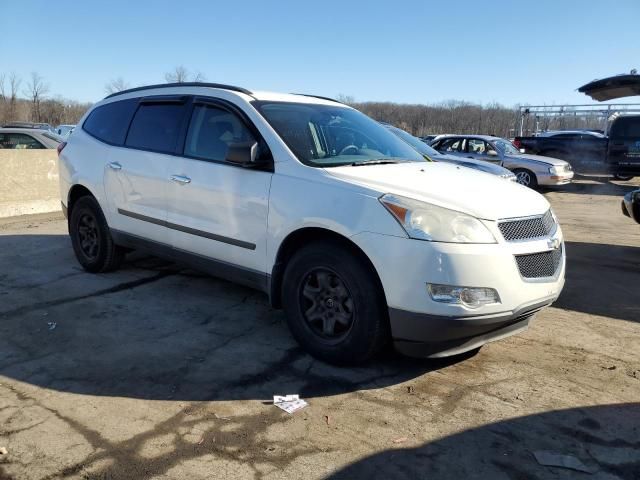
[83,98,138,145]
[184,105,256,162]
[610,117,640,139]
[125,102,186,153]
[438,138,463,152]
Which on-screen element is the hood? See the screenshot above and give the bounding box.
[434,153,510,175]
[508,153,568,167]
[325,162,549,221]
[578,73,640,101]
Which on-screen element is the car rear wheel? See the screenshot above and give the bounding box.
[513,169,538,189]
[281,242,389,365]
[69,196,125,273]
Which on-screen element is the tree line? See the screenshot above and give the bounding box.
[1,68,605,137]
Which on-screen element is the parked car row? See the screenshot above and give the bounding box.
[428,134,574,188]
[514,115,640,180]
[381,124,517,182]
[58,82,566,365]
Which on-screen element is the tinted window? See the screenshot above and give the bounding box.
[610,117,640,139]
[125,102,186,153]
[185,105,256,162]
[0,133,45,149]
[83,98,138,145]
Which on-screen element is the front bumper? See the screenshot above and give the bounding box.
[537,171,574,186]
[390,297,556,358]
[351,226,565,357]
[622,189,640,224]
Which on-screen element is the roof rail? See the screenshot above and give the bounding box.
[104,82,253,99]
[292,93,343,104]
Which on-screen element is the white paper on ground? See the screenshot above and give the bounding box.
[273,394,308,414]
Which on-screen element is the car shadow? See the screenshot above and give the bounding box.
[556,241,640,322]
[0,233,467,402]
[325,403,640,479]
[542,177,639,196]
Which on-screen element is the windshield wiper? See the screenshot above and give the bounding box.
[350,159,401,166]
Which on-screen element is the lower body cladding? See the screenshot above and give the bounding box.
[351,231,566,358]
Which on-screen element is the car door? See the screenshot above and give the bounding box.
[103,96,189,244]
[434,137,465,157]
[609,117,640,176]
[166,98,273,286]
[467,139,503,165]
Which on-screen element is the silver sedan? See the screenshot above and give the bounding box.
[431,134,574,188]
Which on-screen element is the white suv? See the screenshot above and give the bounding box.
[58,83,565,364]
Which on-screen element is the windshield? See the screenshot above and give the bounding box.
[493,138,520,155]
[257,102,426,167]
[386,125,439,158]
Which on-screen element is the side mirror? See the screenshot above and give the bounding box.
[487,149,498,156]
[225,141,262,166]
[519,148,526,154]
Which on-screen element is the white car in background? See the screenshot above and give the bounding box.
[58,83,565,364]
[431,134,574,188]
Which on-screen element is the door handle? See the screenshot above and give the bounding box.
[108,162,122,171]
[170,174,191,184]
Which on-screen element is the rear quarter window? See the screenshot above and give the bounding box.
[83,98,139,145]
[125,102,187,153]
[610,117,640,139]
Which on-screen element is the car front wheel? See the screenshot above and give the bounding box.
[281,242,389,365]
[513,169,538,189]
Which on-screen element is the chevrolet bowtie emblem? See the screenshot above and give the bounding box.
[547,238,561,250]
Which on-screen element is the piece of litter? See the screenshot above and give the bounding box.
[47,322,57,331]
[273,394,308,414]
[0,447,7,455]
[324,415,331,425]
[533,451,595,474]
[407,385,415,394]
[392,437,408,444]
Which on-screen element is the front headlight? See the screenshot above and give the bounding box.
[380,194,496,243]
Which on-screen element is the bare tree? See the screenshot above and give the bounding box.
[336,94,355,104]
[105,77,130,94]
[23,72,49,122]
[7,72,21,121]
[0,73,5,101]
[165,65,189,83]
[164,66,206,83]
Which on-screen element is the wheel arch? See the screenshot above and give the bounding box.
[269,227,386,310]
[67,184,97,216]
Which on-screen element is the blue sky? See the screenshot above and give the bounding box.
[2,0,639,106]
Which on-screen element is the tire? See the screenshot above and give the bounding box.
[69,196,125,273]
[513,168,538,189]
[281,241,389,365]
[614,173,634,181]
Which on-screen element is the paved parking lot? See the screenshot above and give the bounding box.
[1,179,639,480]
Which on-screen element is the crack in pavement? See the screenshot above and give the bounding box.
[0,270,180,319]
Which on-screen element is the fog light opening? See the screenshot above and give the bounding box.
[428,284,500,309]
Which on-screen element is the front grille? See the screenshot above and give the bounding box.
[499,210,556,241]
[515,246,563,279]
